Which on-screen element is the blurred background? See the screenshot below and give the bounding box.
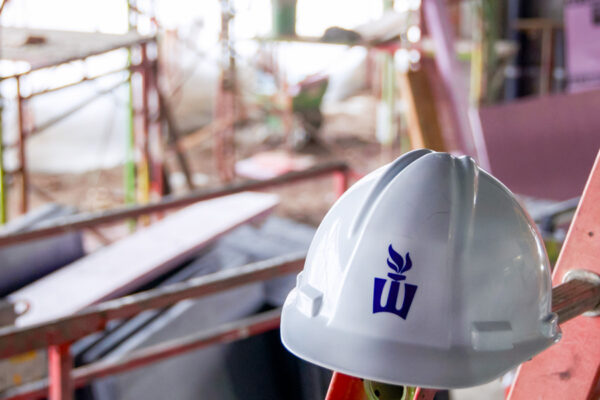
[0,0,597,399]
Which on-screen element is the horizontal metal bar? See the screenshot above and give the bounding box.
[1,309,282,400]
[552,278,600,324]
[1,271,599,399]
[22,68,129,100]
[0,162,349,247]
[29,79,128,136]
[0,253,304,359]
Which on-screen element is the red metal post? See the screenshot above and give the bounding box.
[333,170,349,199]
[414,388,438,400]
[15,76,28,214]
[0,254,305,358]
[138,42,151,205]
[509,150,600,400]
[2,310,282,400]
[148,44,163,198]
[325,373,366,400]
[215,0,236,182]
[48,344,73,400]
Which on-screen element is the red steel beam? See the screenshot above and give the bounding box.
[0,162,349,247]
[47,344,73,400]
[0,253,304,359]
[30,79,128,137]
[21,67,129,100]
[2,309,282,400]
[509,150,600,400]
[15,76,28,214]
[325,373,366,400]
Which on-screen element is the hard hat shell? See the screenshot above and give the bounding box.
[281,150,560,389]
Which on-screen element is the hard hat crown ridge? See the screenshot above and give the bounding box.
[281,150,560,388]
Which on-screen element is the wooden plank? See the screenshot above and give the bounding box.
[422,0,490,170]
[397,65,446,152]
[9,192,279,327]
[509,151,600,400]
[0,28,151,76]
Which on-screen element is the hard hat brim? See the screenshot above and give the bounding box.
[281,303,559,389]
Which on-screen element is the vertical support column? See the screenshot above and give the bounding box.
[0,23,4,224]
[281,71,293,148]
[375,0,396,148]
[215,0,236,182]
[469,0,484,105]
[414,388,438,400]
[539,24,555,96]
[125,47,137,210]
[48,344,73,400]
[333,170,348,199]
[15,76,28,214]
[325,372,366,400]
[147,40,163,198]
[0,82,6,224]
[137,42,151,205]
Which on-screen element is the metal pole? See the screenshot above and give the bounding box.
[47,344,73,400]
[30,79,128,136]
[148,46,163,198]
[0,91,5,225]
[1,310,282,400]
[22,67,129,100]
[0,162,348,246]
[333,170,349,199]
[0,253,305,358]
[0,20,6,224]
[137,41,151,205]
[125,48,136,210]
[15,76,28,214]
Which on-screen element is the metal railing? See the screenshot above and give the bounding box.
[0,163,351,400]
[0,254,305,400]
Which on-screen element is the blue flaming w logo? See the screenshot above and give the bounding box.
[373,245,418,319]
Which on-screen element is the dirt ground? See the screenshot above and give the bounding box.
[6,95,406,229]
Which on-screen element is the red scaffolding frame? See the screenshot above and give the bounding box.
[0,162,350,400]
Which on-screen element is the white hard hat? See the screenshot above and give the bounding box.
[281,149,560,388]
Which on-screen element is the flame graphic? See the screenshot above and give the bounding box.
[387,245,412,276]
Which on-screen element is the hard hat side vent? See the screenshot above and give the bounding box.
[350,149,433,237]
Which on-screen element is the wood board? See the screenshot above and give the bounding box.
[0,28,150,75]
[9,192,279,327]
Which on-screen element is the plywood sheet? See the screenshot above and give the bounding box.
[479,89,600,200]
[9,192,279,327]
[1,27,149,73]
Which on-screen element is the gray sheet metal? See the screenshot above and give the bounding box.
[86,217,325,400]
[0,204,84,296]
